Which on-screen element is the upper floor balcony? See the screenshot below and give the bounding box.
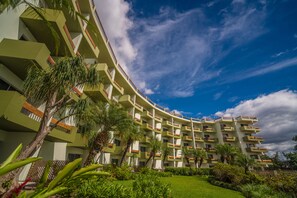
[240,126,260,133]
[0,91,77,143]
[246,147,268,153]
[163,131,174,138]
[243,136,264,142]
[173,123,181,128]
[236,116,258,122]
[112,80,124,95]
[119,95,134,107]
[224,137,236,142]
[221,126,235,132]
[193,127,202,133]
[163,120,173,127]
[154,115,163,122]
[204,137,218,143]
[142,110,153,119]
[203,127,215,133]
[183,136,193,141]
[182,126,192,132]
[134,102,143,112]
[142,123,153,131]
[84,83,109,102]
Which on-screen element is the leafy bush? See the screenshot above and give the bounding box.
[133,174,172,198]
[211,163,263,186]
[139,167,173,177]
[164,167,210,176]
[264,171,297,197]
[241,184,289,198]
[70,178,133,198]
[208,177,240,191]
[105,164,134,180]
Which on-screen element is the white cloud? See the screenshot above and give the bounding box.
[216,90,297,153]
[94,0,137,73]
[294,34,297,39]
[213,92,223,100]
[228,96,239,102]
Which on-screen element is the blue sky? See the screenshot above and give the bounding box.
[95,0,297,153]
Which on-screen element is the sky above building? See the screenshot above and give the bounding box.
[94,0,297,153]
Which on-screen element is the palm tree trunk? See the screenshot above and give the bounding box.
[220,155,225,163]
[1,92,57,197]
[199,158,203,168]
[119,139,132,166]
[145,152,154,166]
[151,155,155,169]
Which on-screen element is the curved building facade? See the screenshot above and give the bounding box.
[0,0,270,176]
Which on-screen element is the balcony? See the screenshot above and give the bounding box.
[174,144,182,149]
[166,155,175,161]
[195,137,204,142]
[154,127,162,134]
[175,156,182,161]
[174,133,181,139]
[0,91,77,142]
[163,120,173,127]
[68,133,88,148]
[20,7,75,56]
[224,137,236,142]
[240,126,260,133]
[221,126,235,132]
[257,159,273,165]
[113,146,122,155]
[204,137,218,143]
[119,95,134,107]
[217,117,233,122]
[243,136,264,142]
[193,127,202,133]
[140,136,151,144]
[142,123,153,131]
[134,117,142,125]
[0,39,50,80]
[203,127,215,133]
[184,146,193,150]
[182,126,192,132]
[183,136,193,141]
[236,116,258,122]
[162,131,174,138]
[202,118,215,124]
[134,102,143,112]
[84,83,109,102]
[205,148,216,153]
[142,111,153,119]
[164,142,174,148]
[112,80,124,95]
[246,147,268,153]
[155,116,162,122]
[103,143,116,153]
[173,123,181,128]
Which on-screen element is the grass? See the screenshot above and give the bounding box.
[115,176,244,198]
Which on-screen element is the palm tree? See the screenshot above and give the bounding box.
[182,147,192,168]
[162,144,171,169]
[236,153,257,174]
[192,148,207,169]
[119,125,143,166]
[215,144,238,164]
[0,56,101,194]
[83,102,134,166]
[145,137,162,169]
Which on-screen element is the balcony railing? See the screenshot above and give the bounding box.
[193,127,201,132]
[204,137,218,143]
[183,136,193,141]
[173,123,181,128]
[236,116,258,122]
[182,126,192,131]
[246,147,268,153]
[143,123,153,131]
[163,121,173,127]
[224,137,236,142]
[135,102,143,112]
[163,131,174,137]
[195,137,204,142]
[221,126,235,132]
[240,126,260,132]
[205,148,216,153]
[244,136,263,142]
[155,116,162,122]
[203,127,215,132]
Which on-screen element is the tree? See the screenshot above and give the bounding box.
[145,137,162,169]
[0,56,101,190]
[161,145,171,169]
[215,144,238,164]
[192,148,207,169]
[83,102,134,166]
[236,153,257,174]
[182,147,192,168]
[119,124,143,166]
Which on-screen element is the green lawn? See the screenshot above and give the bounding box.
[116,176,244,198]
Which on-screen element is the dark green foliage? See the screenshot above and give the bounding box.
[139,167,173,177]
[284,152,297,170]
[240,184,290,198]
[164,167,210,176]
[133,174,172,198]
[208,177,240,191]
[106,164,134,180]
[210,163,262,186]
[263,171,297,197]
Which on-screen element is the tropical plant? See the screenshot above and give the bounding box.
[119,124,143,166]
[145,137,162,169]
[182,147,192,168]
[192,148,207,169]
[83,102,134,166]
[0,56,101,187]
[215,144,238,164]
[162,144,171,169]
[236,153,257,174]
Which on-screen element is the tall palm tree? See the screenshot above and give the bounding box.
[145,137,162,169]
[236,153,257,174]
[119,125,143,166]
[83,102,134,166]
[182,147,192,168]
[0,56,101,194]
[162,144,171,169]
[192,148,207,169]
[215,144,227,163]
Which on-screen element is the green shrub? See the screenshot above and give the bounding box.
[241,184,289,198]
[164,167,210,176]
[211,163,262,186]
[264,171,297,197]
[105,164,134,180]
[139,167,173,177]
[133,174,172,198]
[71,178,133,198]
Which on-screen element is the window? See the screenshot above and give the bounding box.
[163,139,168,143]
[111,159,119,165]
[139,161,146,167]
[114,139,121,146]
[140,146,146,152]
[183,143,189,146]
[0,78,17,91]
[68,154,81,162]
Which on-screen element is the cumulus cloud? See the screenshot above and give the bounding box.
[216,90,297,153]
[94,0,137,73]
